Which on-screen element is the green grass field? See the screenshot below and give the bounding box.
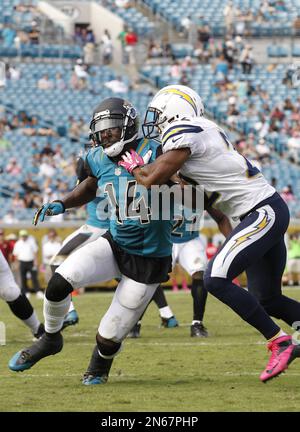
[1,289,300,412]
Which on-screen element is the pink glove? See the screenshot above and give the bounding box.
[118,149,152,174]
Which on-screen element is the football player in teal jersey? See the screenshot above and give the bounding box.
[9,98,180,384]
[51,151,111,330]
[50,143,178,334]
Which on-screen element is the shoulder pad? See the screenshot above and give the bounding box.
[162,121,204,147]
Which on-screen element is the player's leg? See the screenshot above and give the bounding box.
[171,244,179,291]
[178,238,208,337]
[19,261,29,296]
[127,294,152,338]
[61,300,79,330]
[204,198,299,381]
[127,284,178,338]
[9,237,121,372]
[190,271,208,337]
[83,277,159,384]
[152,285,178,328]
[0,252,44,338]
[51,225,107,329]
[247,237,300,327]
[29,262,42,295]
[50,224,106,271]
[286,257,300,286]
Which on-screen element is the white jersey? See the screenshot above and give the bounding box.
[161,117,275,219]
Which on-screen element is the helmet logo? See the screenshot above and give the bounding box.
[93,109,110,120]
[123,103,137,119]
[159,88,198,115]
[129,107,137,119]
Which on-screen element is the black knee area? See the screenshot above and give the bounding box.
[50,264,59,275]
[203,275,220,295]
[7,294,33,320]
[192,271,204,281]
[46,273,73,302]
[96,333,121,357]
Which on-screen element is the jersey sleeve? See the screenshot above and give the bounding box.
[84,151,97,178]
[161,121,206,156]
[76,157,88,184]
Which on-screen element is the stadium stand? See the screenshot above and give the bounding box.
[142,0,300,36]
[0,0,299,222]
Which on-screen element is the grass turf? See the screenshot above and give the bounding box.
[1,289,300,412]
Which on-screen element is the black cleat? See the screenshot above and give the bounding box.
[190,322,208,337]
[9,332,63,372]
[127,323,141,338]
[82,345,113,385]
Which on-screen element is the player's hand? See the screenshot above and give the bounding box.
[118,149,152,174]
[33,201,65,225]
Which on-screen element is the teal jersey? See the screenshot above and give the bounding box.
[85,139,173,258]
[75,156,109,230]
[86,198,110,230]
[171,213,200,244]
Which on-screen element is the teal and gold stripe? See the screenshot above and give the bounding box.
[137,138,149,155]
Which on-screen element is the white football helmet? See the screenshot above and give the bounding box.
[142,85,204,140]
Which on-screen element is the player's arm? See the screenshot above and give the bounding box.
[61,176,97,208]
[206,206,233,238]
[127,148,191,188]
[63,156,98,207]
[33,176,97,225]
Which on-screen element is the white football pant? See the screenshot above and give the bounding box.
[172,237,207,276]
[56,236,159,342]
[0,250,21,302]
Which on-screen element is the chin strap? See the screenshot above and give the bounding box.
[104,133,139,157]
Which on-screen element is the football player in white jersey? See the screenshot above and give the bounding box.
[0,250,44,340]
[119,84,300,383]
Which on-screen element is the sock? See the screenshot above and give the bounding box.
[23,312,41,335]
[152,285,168,308]
[44,294,71,333]
[182,278,189,291]
[192,320,202,325]
[159,306,173,319]
[87,345,114,377]
[171,278,179,291]
[68,300,75,313]
[151,285,174,319]
[261,294,300,327]
[205,276,280,340]
[191,278,208,321]
[7,294,33,320]
[268,329,288,342]
[7,294,41,334]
